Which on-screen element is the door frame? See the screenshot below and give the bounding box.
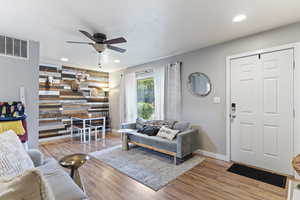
[225,42,300,176]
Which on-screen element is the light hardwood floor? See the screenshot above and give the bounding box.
[39,134,288,200]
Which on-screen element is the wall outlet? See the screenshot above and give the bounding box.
[213,97,221,104]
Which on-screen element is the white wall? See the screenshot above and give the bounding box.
[110,22,300,156]
[0,40,40,148]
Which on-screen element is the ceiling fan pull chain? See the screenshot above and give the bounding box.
[98,53,102,69]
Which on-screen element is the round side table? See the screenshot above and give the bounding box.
[59,153,90,191]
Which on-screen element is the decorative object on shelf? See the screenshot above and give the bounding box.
[90,88,103,97]
[187,72,211,97]
[75,72,89,82]
[70,79,80,92]
[59,153,90,191]
[70,72,89,92]
[45,76,54,89]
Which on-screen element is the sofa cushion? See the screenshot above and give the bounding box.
[136,117,146,129]
[137,125,160,136]
[157,126,179,141]
[0,169,55,200]
[144,120,176,129]
[0,130,34,180]
[38,158,87,200]
[173,121,190,132]
[128,131,177,153]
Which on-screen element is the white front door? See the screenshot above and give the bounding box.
[230,49,294,175]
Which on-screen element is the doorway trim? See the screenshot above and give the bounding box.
[225,43,300,176]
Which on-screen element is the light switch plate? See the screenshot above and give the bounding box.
[213,97,221,104]
[20,87,26,105]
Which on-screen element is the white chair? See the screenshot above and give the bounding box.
[71,117,91,143]
[86,117,106,141]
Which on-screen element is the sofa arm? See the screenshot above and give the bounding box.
[121,122,136,129]
[176,129,200,158]
[27,149,44,167]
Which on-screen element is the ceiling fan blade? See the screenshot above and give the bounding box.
[107,45,126,53]
[79,30,99,42]
[104,37,127,44]
[66,41,94,45]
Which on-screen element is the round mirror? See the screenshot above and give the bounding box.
[187,72,211,97]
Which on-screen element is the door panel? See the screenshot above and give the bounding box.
[230,49,294,175]
[240,122,255,152]
[263,125,279,157]
[231,55,259,165]
[260,49,294,174]
[263,79,278,113]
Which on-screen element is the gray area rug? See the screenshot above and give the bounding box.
[90,145,205,191]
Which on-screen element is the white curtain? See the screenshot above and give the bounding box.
[119,73,126,124]
[165,62,182,120]
[124,72,137,123]
[153,66,165,120]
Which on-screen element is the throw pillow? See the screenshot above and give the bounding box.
[138,125,160,136]
[173,121,190,132]
[136,117,146,129]
[144,120,176,129]
[157,126,180,141]
[0,169,55,200]
[0,130,34,181]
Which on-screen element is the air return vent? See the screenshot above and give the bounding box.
[0,35,28,59]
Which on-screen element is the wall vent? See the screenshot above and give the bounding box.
[0,35,28,59]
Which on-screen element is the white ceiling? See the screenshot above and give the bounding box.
[1,0,300,72]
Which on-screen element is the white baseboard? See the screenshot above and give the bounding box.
[39,135,71,143]
[195,149,227,161]
[39,129,113,143]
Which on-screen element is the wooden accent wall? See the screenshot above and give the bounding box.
[39,65,110,139]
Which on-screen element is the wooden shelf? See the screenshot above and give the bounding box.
[39,65,110,139]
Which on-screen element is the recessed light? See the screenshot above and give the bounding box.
[114,59,120,63]
[60,57,69,62]
[233,14,247,22]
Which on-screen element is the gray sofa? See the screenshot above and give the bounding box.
[27,149,88,200]
[121,121,200,164]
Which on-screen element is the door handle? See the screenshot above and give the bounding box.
[230,114,237,119]
[231,103,237,120]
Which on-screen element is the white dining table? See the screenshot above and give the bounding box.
[71,115,106,143]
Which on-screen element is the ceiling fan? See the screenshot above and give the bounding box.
[66,30,127,53]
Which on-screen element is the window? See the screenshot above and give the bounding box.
[137,77,155,120]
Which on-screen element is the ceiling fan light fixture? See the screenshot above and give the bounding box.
[60,57,69,62]
[233,14,247,22]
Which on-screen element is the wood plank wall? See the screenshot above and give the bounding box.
[39,65,110,139]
